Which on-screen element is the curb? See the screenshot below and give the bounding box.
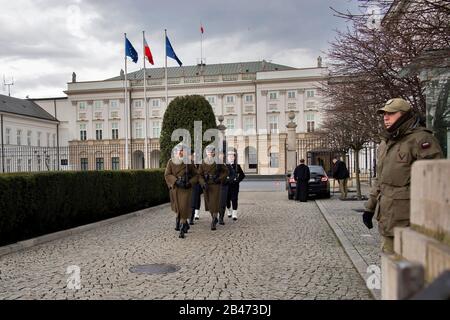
[315,199,381,300]
[0,202,171,258]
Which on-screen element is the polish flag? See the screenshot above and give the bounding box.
[143,36,154,65]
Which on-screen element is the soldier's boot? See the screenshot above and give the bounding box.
[189,209,195,225]
[194,209,200,220]
[175,217,180,231]
[232,210,238,221]
[179,224,185,238]
[183,222,189,233]
[211,213,217,230]
[227,207,232,218]
[219,209,225,225]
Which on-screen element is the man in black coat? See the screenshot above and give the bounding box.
[293,159,310,202]
[332,156,350,200]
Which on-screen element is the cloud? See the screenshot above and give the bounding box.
[0,0,361,98]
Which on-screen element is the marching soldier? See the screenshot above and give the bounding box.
[164,144,198,239]
[221,151,245,221]
[198,145,228,230]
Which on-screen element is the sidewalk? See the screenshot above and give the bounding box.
[315,183,382,300]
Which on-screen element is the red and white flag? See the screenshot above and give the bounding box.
[143,36,154,65]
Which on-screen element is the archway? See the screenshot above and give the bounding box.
[132,150,145,169]
[244,146,257,173]
[150,150,161,168]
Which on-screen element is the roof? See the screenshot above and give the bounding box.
[106,60,296,81]
[0,94,58,122]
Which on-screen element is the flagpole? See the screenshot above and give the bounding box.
[165,29,168,110]
[124,33,129,170]
[143,30,148,169]
[200,22,203,65]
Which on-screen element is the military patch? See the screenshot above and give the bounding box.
[421,142,431,149]
[397,151,409,163]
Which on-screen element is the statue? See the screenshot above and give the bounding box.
[317,56,323,68]
[120,69,125,78]
[72,72,76,82]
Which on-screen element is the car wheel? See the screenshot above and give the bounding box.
[324,192,331,199]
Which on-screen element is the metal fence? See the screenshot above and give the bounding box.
[0,143,161,173]
[296,137,377,182]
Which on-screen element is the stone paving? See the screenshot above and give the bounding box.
[316,183,382,299]
[0,191,373,300]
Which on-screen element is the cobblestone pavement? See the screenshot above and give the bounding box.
[316,183,382,299]
[0,191,372,300]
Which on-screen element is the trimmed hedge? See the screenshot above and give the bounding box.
[0,169,169,246]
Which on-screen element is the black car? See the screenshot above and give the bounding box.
[287,165,331,199]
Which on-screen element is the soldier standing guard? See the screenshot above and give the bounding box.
[363,98,443,253]
[198,145,228,230]
[164,144,198,238]
[293,159,310,202]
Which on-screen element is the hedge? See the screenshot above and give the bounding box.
[0,169,169,246]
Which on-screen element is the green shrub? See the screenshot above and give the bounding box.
[0,169,169,246]
[160,95,217,167]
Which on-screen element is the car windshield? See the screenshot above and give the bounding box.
[309,166,325,174]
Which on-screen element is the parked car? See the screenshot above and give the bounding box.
[286,165,331,199]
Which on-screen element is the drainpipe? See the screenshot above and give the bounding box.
[254,80,258,174]
[1,114,4,173]
[54,99,60,171]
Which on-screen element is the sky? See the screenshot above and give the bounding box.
[0,0,365,99]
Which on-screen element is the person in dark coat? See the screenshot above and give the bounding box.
[293,159,310,202]
[219,151,246,222]
[332,156,350,199]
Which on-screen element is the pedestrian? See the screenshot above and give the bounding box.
[198,145,229,230]
[190,152,202,224]
[293,159,310,202]
[363,98,443,254]
[332,156,350,200]
[220,150,246,222]
[164,143,197,238]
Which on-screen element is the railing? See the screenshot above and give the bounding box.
[0,143,162,173]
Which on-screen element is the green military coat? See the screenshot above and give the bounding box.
[198,162,228,214]
[164,159,198,220]
[365,119,443,236]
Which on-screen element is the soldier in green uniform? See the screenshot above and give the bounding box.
[164,144,198,238]
[198,145,228,230]
[363,98,443,253]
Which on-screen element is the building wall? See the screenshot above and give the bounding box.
[30,66,329,174]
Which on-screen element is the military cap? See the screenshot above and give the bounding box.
[377,98,411,114]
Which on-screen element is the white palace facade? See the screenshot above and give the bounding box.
[33,60,329,174]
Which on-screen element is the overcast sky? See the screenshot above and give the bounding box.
[0,0,364,99]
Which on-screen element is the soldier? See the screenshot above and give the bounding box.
[363,98,443,254]
[190,152,202,224]
[293,159,310,202]
[164,144,198,238]
[222,150,245,221]
[198,145,228,230]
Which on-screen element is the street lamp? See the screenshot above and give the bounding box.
[217,115,227,163]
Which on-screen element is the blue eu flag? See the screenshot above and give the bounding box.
[166,35,182,66]
[125,37,138,63]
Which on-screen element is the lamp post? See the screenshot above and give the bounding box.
[217,115,227,163]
